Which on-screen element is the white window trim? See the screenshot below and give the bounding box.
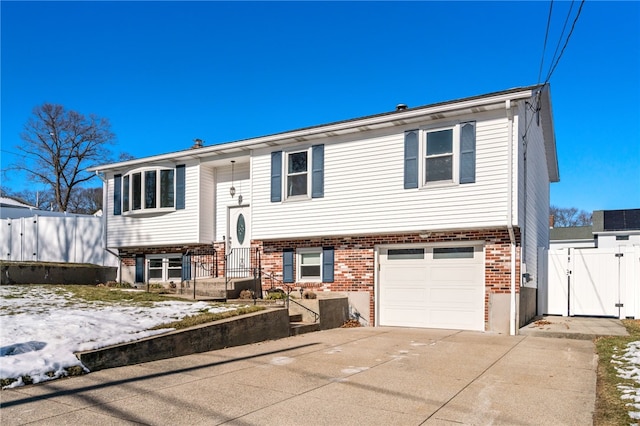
[296,247,322,282]
[285,146,312,201]
[420,124,461,188]
[122,167,176,215]
[146,254,182,282]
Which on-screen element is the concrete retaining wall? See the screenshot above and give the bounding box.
[77,308,290,372]
[0,261,117,285]
[519,287,537,327]
[288,294,349,330]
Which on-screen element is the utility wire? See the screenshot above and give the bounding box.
[545,0,576,83]
[537,0,555,85]
[544,0,585,84]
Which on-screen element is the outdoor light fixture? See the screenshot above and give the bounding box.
[230,160,236,198]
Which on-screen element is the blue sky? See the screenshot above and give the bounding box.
[2,1,639,212]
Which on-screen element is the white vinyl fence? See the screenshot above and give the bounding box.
[545,246,640,319]
[1,215,113,265]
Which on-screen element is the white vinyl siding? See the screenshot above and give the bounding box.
[251,110,513,240]
[106,162,201,247]
[517,100,551,290]
[215,162,250,242]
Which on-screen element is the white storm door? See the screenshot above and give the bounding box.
[227,205,251,277]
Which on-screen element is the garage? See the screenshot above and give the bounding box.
[377,244,485,331]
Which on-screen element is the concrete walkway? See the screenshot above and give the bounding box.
[519,315,629,340]
[1,327,597,425]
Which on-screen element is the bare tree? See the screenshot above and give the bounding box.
[0,187,56,210]
[14,103,115,212]
[550,205,592,227]
[67,187,103,215]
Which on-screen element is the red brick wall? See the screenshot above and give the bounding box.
[255,228,521,329]
[114,229,522,330]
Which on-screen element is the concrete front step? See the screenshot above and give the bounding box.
[179,277,259,299]
[289,322,320,336]
[289,313,303,322]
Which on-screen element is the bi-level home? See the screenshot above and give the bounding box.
[90,84,559,335]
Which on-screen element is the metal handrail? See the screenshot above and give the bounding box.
[262,270,320,323]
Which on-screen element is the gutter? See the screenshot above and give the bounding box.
[506,99,517,336]
[88,87,542,173]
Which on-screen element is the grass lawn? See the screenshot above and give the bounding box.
[594,319,640,425]
[69,285,265,328]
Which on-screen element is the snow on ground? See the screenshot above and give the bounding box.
[0,285,239,388]
[612,340,640,421]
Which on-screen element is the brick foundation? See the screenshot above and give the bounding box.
[256,228,521,330]
[114,228,521,331]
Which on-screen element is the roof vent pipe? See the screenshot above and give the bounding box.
[396,104,408,111]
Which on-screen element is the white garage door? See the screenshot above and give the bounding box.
[378,245,485,331]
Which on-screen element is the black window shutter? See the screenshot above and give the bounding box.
[135,255,145,283]
[283,249,294,283]
[114,174,122,216]
[176,165,186,209]
[322,247,334,283]
[312,144,324,198]
[404,130,419,189]
[271,151,282,202]
[460,122,476,184]
[182,254,191,281]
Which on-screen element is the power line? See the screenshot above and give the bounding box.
[544,0,586,84]
[545,0,576,83]
[537,0,555,85]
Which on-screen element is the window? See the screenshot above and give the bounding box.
[404,122,476,188]
[115,166,182,215]
[123,175,130,212]
[283,247,334,283]
[271,145,324,202]
[425,129,453,183]
[147,255,182,282]
[433,247,475,259]
[300,251,321,279]
[145,170,156,208]
[287,151,308,197]
[388,248,425,260]
[132,172,142,210]
[616,235,630,241]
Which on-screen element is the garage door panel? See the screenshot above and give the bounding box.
[383,289,428,305]
[429,287,480,305]
[430,264,479,281]
[379,245,484,331]
[382,307,429,328]
[428,308,483,331]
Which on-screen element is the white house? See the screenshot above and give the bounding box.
[89,84,559,334]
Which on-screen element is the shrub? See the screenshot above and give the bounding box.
[303,290,317,299]
[266,288,286,300]
[239,289,254,299]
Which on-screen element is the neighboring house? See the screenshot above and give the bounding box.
[0,196,113,266]
[89,84,559,334]
[546,209,640,319]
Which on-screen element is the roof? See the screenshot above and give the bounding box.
[550,226,594,241]
[0,196,35,209]
[89,84,558,179]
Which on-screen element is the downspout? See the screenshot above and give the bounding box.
[94,170,121,280]
[506,99,517,335]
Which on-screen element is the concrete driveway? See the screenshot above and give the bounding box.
[0,327,596,425]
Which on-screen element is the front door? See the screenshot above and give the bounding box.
[227,205,251,278]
